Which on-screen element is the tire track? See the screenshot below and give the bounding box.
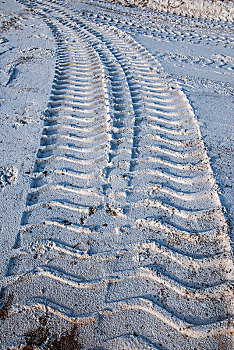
[81,6,234,49]
[1,0,233,349]
[17,18,112,232]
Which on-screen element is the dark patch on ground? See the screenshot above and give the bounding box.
[62,219,72,226]
[89,206,97,216]
[23,321,82,349]
[0,288,14,321]
[24,325,49,349]
[49,325,82,350]
[0,16,21,33]
[106,203,117,216]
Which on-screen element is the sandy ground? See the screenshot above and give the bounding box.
[0,0,233,348]
[104,0,234,22]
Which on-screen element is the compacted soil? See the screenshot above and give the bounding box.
[0,0,233,348]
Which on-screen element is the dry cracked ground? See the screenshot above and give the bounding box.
[0,0,233,349]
